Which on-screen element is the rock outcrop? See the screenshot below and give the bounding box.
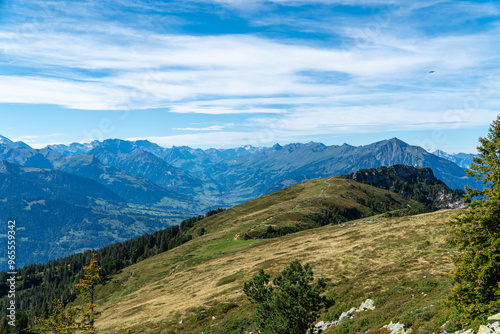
[382,312,500,334]
[489,313,500,324]
[347,164,466,210]
[307,300,500,334]
[309,298,376,333]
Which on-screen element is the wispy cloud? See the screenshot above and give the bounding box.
[12,135,39,140]
[5,122,74,149]
[11,133,64,144]
[127,132,262,148]
[174,124,234,131]
[1,0,499,150]
[2,27,498,110]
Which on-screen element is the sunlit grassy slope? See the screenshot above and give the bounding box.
[93,176,458,333]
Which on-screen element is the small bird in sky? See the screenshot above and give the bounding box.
[429,70,435,73]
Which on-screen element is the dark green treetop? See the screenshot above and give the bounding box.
[243,259,333,334]
[448,115,500,320]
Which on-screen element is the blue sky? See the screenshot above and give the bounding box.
[1,0,499,153]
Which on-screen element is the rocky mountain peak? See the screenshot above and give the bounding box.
[271,143,283,150]
[351,164,435,188]
[347,164,465,210]
[0,134,14,145]
[0,134,31,149]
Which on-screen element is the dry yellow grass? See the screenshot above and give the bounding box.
[95,206,456,333]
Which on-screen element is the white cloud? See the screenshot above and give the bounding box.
[2,28,496,112]
[201,0,408,8]
[0,76,121,110]
[173,124,233,131]
[29,141,77,149]
[127,131,263,148]
[12,133,64,141]
[127,104,498,149]
[252,106,499,133]
[1,0,500,149]
[10,133,65,148]
[12,135,39,140]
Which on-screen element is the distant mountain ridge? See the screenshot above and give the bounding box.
[432,149,477,169]
[48,140,264,174]
[0,134,31,149]
[86,139,224,200]
[44,136,479,198]
[0,160,124,206]
[3,135,480,204]
[0,140,209,266]
[0,143,196,206]
[0,134,479,266]
[188,138,477,200]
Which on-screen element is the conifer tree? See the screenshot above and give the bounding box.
[0,316,9,334]
[448,115,500,320]
[75,253,101,334]
[41,298,49,319]
[243,259,333,334]
[29,254,102,334]
[30,298,79,334]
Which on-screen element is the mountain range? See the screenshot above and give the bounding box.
[0,143,195,206]
[0,134,479,267]
[432,149,477,169]
[0,160,124,206]
[0,169,463,333]
[48,137,479,202]
[0,134,31,149]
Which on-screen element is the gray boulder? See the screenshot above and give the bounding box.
[387,322,405,331]
[357,298,376,311]
[338,307,357,323]
[477,325,493,334]
[491,322,500,331]
[488,313,500,324]
[462,329,476,334]
[392,328,406,334]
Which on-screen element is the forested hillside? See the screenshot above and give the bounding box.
[0,208,225,322]
[0,170,465,332]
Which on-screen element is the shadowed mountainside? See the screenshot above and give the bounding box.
[345,164,466,210]
[48,137,478,207]
[0,143,199,207]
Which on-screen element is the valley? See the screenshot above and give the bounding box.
[2,2,497,332]
[0,135,477,267]
[0,169,465,333]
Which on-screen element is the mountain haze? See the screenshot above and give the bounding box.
[0,134,478,266]
[44,137,479,205]
[195,138,476,202]
[0,196,174,266]
[0,142,199,208]
[0,141,208,267]
[432,149,477,169]
[0,159,184,266]
[0,160,124,206]
[86,139,224,202]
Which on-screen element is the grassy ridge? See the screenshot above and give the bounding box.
[92,177,457,333]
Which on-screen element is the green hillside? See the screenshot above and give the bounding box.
[86,176,457,333]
